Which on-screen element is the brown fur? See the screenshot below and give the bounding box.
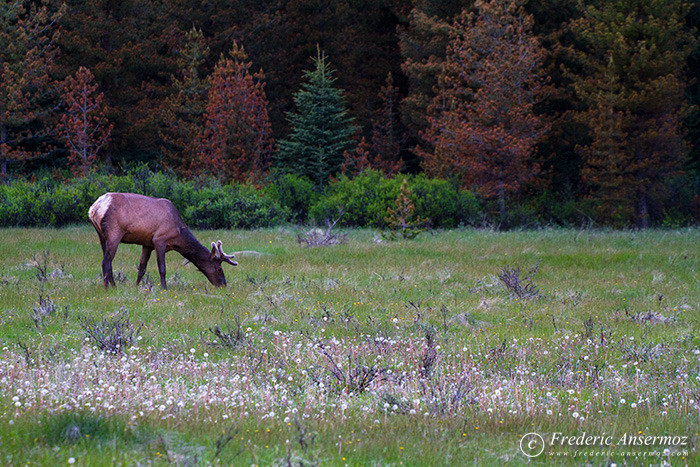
[88,192,237,289]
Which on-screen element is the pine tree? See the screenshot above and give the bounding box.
[56,0,178,167]
[399,1,468,132]
[276,48,356,187]
[381,178,427,240]
[0,1,64,179]
[418,0,548,218]
[573,0,692,227]
[340,137,372,177]
[194,42,274,183]
[160,27,210,175]
[342,73,404,178]
[60,67,112,177]
[525,0,586,203]
[578,60,634,224]
[369,72,403,175]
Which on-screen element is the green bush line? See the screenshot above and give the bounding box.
[0,169,696,228]
[0,173,286,229]
[0,170,483,229]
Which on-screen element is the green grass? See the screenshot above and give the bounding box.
[0,227,698,465]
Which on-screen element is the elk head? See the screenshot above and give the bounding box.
[204,240,238,287]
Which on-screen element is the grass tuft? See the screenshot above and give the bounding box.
[79,311,141,354]
[497,260,541,299]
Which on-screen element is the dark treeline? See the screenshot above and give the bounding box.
[1,0,699,228]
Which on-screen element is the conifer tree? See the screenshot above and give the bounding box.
[370,72,403,175]
[525,0,586,202]
[342,73,404,178]
[399,0,470,142]
[573,0,692,227]
[195,42,274,183]
[341,137,372,177]
[418,0,548,218]
[276,48,356,187]
[0,1,64,179]
[56,0,178,166]
[60,67,112,177]
[381,178,427,240]
[160,27,209,175]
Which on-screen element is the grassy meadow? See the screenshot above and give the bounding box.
[0,226,698,465]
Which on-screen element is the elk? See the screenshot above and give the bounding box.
[88,192,238,289]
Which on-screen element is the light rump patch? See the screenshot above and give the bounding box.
[87,193,112,227]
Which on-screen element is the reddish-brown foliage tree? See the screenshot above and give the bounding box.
[343,73,404,178]
[163,0,289,135]
[194,43,274,183]
[341,137,372,176]
[418,0,548,217]
[60,66,112,177]
[0,1,64,179]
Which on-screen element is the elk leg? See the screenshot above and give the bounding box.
[98,233,106,255]
[102,236,121,288]
[96,233,110,288]
[154,244,167,289]
[136,246,153,285]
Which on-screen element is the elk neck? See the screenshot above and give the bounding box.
[174,228,212,268]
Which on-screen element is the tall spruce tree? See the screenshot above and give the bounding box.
[573,0,692,227]
[398,0,472,170]
[276,48,356,187]
[0,1,64,179]
[159,27,210,175]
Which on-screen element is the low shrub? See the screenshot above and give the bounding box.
[183,184,289,229]
[0,170,484,229]
[0,175,111,226]
[37,412,133,445]
[410,175,482,227]
[19,167,693,229]
[265,172,316,222]
[310,170,399,227]
[79,313,142,355]
[310,170,482,228]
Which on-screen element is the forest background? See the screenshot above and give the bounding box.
[2,0,700,229]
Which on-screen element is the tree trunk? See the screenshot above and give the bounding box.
[0,124,7,183]
[637,190,649,229]
[498,181,506,219]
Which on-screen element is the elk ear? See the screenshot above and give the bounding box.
[210,241,219,260]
